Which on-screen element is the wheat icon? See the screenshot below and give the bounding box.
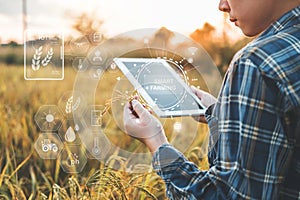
[65,96,81,114]
[31,46,54,71]
[31,46,43,71]
[41,48,53,66]
[65,96,73,114]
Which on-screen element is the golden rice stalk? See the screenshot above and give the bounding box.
[8,150,33,180]
[135,186,158,200]
[0,194,10,200]
[28,165,37,200]
[53,184,70,200]
[34,164,52,192]
[39,193,48,200]
[0,150,10,188]
[54,158,61,184]
[68,176,83,200]
[4,178,27,200]
[69,177,77,200]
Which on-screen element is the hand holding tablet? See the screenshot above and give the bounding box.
[114,58,207,117]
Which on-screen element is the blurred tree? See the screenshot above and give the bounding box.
[63,12,107,62]
[150,27,175,48]
[7,41,19,47]
[71,12,105,36]
[190,22,216,47]
[190,23,217,62]
[190,17,252,76]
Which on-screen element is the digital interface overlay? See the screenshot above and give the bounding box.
[24,30,64,80]
[28,28,223,173]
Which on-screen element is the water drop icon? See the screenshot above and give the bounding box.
[65,126,76,142]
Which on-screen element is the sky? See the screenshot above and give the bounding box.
[0,0,241,43]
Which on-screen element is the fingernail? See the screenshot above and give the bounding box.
[191,85,200,91]
[191,85,197,92]
[131,100,139,107]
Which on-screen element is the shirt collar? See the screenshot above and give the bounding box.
[259,6,300,38]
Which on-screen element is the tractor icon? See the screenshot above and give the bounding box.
[42,139,58,152]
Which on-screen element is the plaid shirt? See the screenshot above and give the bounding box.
[153,6,300,200]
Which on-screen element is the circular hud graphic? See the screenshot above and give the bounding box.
[72,28,222,172]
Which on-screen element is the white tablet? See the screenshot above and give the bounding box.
[113,58,206,117]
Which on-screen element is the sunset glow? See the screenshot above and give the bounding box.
[0,0,243,43]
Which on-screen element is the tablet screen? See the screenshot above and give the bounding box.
[114,58,206,117]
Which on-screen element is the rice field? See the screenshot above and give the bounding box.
[0,65,209,199]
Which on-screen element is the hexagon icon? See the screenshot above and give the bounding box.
[59,145,87,173]
[34,105,64,132]
[83,131,111,160]
[34,133,64,159]
[72,57,88,72]
[58,118,84,144]
[88,66,103,80]
[58,90,87,119]
[82,105,111,131]
[86,32,104,46]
